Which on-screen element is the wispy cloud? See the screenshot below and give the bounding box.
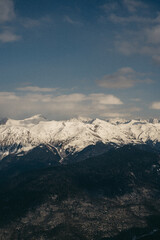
[115,39,138,56]
[146,24,160,44]
[129,107,141,112]
[0,0,21,43]
[123,0,148,13]
[102,1,160,65]
[22,16,52,28]
[131,98,141,102]
[109,13,160,24]
[115,25,160,63]
[152,55,160,64]
[16,86,57,92]
[0,0,15,23]
[101,112,130,118]
[101,0,147,14]
[0,0,53,43]
[101,2,119,12]
[97,67,152,89]
[64,16,82,25]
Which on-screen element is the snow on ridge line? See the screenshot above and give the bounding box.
[1,114,160,125]
[4,114,48,126]
[0,115,160,161]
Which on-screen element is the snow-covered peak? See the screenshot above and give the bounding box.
[0,115,160,161]
[107,118,130,125]
[148,118,160,124]
[68,116,92,123]
[5,114,48,126]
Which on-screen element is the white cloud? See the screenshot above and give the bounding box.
[97,67,152,89]
[151,102,160,110]
[88,94,123,105]
[0,92,19,100]
[0,91,124,119]
[0,30,21,43]
[54,93,87,103]
[17,86,57,92]
[0,0,15,23]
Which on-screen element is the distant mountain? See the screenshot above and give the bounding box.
[0,146,160,240]
[0,115,160,163]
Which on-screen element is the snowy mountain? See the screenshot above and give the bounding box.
[0,114,160,162]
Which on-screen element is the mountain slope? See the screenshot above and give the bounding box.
[0,115,160,162]
[0,146,160,239]
[0,144,60,179]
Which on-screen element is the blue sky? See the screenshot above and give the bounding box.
[0,0,160,120]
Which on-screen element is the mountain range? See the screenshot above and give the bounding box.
[0,114,160,163]
[0,115,160,239]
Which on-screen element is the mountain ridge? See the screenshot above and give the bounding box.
[0,115,160,162]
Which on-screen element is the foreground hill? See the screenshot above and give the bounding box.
[0,146,160,240]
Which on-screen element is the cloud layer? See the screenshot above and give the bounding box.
[16,86,57,92]
[0,89,125,119]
